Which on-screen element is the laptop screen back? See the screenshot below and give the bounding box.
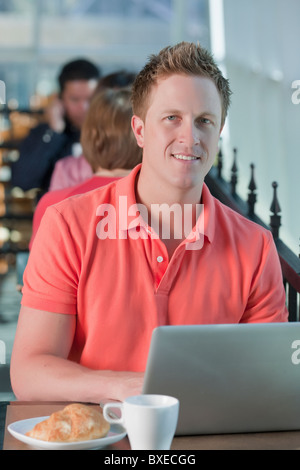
[142,323,300,435]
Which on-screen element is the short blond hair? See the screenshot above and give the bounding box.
[131,42,232,126]
[81,87,142,171]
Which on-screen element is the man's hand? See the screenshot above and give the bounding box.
[107,371,144,402]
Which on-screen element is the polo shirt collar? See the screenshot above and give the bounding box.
[197,182,216,244]
[115,163,215,244]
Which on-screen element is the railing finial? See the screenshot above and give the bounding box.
[217,147,223,179]
[247,163,257,217]
[230,148,238,195]
[270,182,281,239]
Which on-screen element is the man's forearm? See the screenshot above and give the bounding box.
[11,353,144,403]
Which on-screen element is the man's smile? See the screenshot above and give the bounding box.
[171,153,201,161]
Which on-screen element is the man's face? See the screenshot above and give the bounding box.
[132,74,223,194]
[61,79,97,129]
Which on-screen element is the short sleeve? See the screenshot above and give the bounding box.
[241,230,288,323]
[22,205,80,314]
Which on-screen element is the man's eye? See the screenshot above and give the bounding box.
[167,115,177,121]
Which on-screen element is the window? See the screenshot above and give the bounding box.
[0,0,210,108]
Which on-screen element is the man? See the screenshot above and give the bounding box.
[11,58,100,192]
[10,42,288,403]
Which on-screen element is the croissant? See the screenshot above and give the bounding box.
[26,403,110,442]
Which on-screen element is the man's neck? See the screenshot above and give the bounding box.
[136,164,204,206]
[136,167,204,258]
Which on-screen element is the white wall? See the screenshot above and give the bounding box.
[211,0,300,255]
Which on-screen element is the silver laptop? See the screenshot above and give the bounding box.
[142,323,300,435]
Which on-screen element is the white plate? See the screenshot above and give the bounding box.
[8,416,127,450]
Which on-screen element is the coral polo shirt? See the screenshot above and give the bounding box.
[22,164,288,372]
[29,175,120,249]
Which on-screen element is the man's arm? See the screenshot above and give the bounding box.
[10,306,144,403]
[241,230,288,323]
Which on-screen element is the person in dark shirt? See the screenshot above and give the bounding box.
[11,58,100,192]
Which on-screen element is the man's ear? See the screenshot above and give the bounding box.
[131,115,145,148]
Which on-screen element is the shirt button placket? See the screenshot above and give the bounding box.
[154,253,168,290]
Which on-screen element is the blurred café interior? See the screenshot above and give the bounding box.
[0,0,299,340]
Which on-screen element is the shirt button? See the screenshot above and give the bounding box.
[157,256,164,263]
[43,133,51,143]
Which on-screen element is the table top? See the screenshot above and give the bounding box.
[2,401,300,450]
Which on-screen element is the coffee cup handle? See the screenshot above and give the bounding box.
[103,402,124,425]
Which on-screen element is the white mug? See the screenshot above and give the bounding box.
[103,394,179,450]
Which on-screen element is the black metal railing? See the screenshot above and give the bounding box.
[205,146,300,322]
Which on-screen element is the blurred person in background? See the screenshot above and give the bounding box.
[29,86,142,248]
[49,70,136,191]
[11,58,100,193]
